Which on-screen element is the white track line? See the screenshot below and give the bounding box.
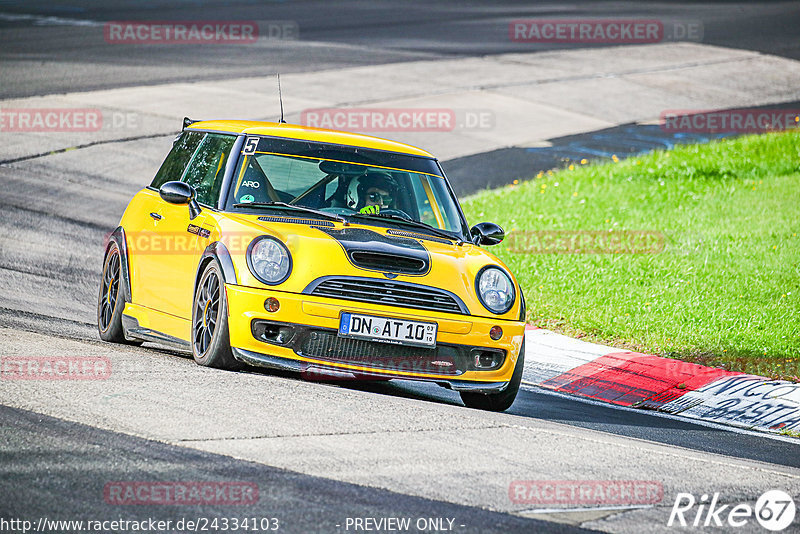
[0,12,102,27]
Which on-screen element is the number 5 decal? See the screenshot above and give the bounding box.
[243,136,259,155]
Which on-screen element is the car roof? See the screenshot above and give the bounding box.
[186,120,435,159]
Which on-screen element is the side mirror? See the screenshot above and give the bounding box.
[470,222,504,246]
[159,181,201,220]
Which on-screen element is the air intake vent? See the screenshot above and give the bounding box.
[298,330,462,375]
[349,251,427,274]
[258,216,334,227]
[386,229,455,245]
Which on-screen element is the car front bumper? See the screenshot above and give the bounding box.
[224,284,525,389]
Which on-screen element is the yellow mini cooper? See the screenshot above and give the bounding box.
[98,118,526,411]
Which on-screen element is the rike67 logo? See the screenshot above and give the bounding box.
[668,490,796,531]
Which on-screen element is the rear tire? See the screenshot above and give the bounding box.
[460,339,524,412]
[97,241,142,346]
[191,261,242,370]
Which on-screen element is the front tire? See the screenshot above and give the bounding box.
[460,339,524,412]
[191,261,241,370]
[97,241,141,345]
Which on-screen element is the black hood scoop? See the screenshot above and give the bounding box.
[316,227,430,275]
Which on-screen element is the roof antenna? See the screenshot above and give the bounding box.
[277,73,286,124]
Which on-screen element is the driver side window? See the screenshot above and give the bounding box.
[150,131,204,190]
[182,133,236,207]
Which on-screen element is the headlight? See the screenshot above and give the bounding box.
[247,236,292,285]
[476,266,515,314]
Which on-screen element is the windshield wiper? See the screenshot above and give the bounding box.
[347,213,458,242]
[232,202,347,224]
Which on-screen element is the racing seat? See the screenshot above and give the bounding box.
[235,157,281,204]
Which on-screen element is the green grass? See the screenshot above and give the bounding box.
[461,130,800,381]
[780,428,800,439]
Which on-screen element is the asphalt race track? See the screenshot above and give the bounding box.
[1,2,800,533]
[2,0,800,98]
[1,405,576,533]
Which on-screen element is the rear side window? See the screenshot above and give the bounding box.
[150,131,204,190]
[182,133,236,207]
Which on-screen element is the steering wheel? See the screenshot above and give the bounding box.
[380,208,413,221]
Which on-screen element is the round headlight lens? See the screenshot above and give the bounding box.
[477,267,515,314]
[248,237,291,285]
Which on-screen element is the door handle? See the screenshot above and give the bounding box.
[149,212,162,220]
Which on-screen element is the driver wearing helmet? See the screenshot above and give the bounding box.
[345,171,398,214]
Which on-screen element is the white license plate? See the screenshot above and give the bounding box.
[338,312,437,348]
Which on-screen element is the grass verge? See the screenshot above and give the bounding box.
[461,130,800,381]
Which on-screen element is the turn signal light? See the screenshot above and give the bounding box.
[264,297,280,312]
[489,325,503,340]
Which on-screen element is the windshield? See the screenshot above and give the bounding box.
[225,136,466,237]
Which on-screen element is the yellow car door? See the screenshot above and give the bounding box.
[137,196,207,319]
[129,130,236,321]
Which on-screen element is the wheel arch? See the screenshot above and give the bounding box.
[194,241,238,297]
[105,226,133,304]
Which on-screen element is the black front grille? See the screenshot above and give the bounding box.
[308,277,465,314]
[297,330,462,375]
[349,251,427,274]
